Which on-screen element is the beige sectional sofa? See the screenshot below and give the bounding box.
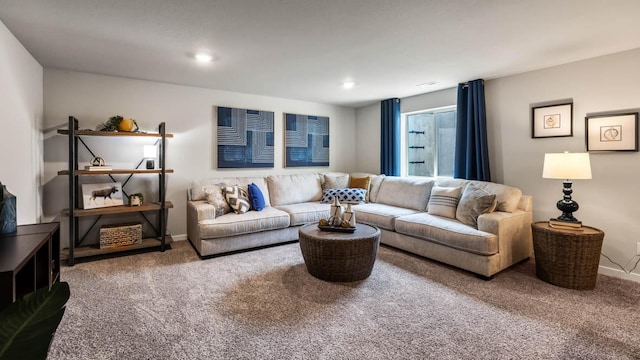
[187,172,533,278]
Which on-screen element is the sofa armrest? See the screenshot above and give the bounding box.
[187,200,216,242]
[477,209,533,268]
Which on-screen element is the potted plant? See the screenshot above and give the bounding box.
[0,282,70,360]
[97,115,139,132]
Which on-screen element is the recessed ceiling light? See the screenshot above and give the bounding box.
[194,53,213,63]
[343,81,355,89]
[416,81,439,88]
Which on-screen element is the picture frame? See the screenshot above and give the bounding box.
[284,113,330,167]
[585,112,639,151]
[531,102,573,138]
[128,193,144,206]
[216,106,274,169]
[81,182,124,209]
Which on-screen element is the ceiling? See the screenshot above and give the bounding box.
[2,0,640,108]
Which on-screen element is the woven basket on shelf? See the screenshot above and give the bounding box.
[99,223,142,249]
[532,222,604,290]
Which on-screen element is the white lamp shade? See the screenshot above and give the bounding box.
[143,145,157,159]
[542,152,592,180]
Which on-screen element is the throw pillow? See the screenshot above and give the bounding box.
[427,186,462,219]
[247,183,265,211]
[204,184,232,217]
[349,176,371,202]
[456,184,497,228]
[320,188,366,204]
[322,173,350,190]
[222,185,251,214]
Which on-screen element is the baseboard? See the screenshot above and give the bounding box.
[172,234,187,241]
[598,265,640,283]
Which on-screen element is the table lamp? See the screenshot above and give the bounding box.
[542,152,592,226]
[143,145,156,169]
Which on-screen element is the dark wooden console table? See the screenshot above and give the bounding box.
[0,222,61,309]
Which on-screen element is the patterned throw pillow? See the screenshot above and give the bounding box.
[349,176,371,202]
[204,184,232,217]
[427,186,462,219]
[320,188,366,204]
[222,185,251,214]
[456,184,497,228]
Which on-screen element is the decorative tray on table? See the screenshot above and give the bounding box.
[317,224,357,233]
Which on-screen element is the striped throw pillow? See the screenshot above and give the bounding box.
[427,186,462,219]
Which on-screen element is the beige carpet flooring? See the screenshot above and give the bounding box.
[48,240,640,359]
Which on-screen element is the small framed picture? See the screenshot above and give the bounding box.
[531,102,573,138]
[585,112,639,151]
[128,193,144,206]
[81,182,124,209]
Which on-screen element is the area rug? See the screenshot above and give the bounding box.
[48,241,640,359]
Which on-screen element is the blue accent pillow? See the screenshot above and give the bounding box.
[321,188,366,204]
[247,183,265,211]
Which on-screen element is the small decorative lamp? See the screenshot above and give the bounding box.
[143,145,156,169]
[542,152,592,226]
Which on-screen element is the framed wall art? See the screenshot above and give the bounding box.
[81,182,124,209]
[531,102,573,138]
[284,113,329,167]
[217,106,274,168]
[585,112,638,151]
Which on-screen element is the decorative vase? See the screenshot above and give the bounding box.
[0,184,17,234]
[329,197,344,226]
[343,204,356,227]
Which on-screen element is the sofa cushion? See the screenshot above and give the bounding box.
[320,188,366,204]
[267,173,324,206]
[348,176,371,201]
[191,177,271,207]
[456,184,497,228]
[368,174,386,203]
[350,172,385,203]
[352,203,421,231]
[375,176,434,211]
[204,184,232,217]
[322,172,350,190]
[223,185,251,214]
[395,213,498,256]
[427,186,462,219]
[247,183,265,211]
[198,207,290,239]
[469,181,522,213]
[274,202,331,226]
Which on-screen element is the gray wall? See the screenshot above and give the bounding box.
[0,20,43,224]
[355,48,640,282]
[43,69,357,241]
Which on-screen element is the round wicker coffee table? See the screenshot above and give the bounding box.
[299,222,380,282]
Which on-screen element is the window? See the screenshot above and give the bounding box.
[402,106,456,177]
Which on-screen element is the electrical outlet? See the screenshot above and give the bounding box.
[637,242,640,256]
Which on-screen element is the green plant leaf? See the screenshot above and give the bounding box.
[0,282,70,360]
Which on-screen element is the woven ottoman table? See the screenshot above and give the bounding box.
[298,222,380,282]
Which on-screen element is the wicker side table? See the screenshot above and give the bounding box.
[299,222,380,282]
[531,221,604,290]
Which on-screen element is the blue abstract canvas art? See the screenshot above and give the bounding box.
[217,107,274,168]
[285,113,329,167]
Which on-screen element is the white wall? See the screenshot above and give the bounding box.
[487,48,640,282]
[0,20,43,225]
[43,69,356,241]
[355,48,640,281]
